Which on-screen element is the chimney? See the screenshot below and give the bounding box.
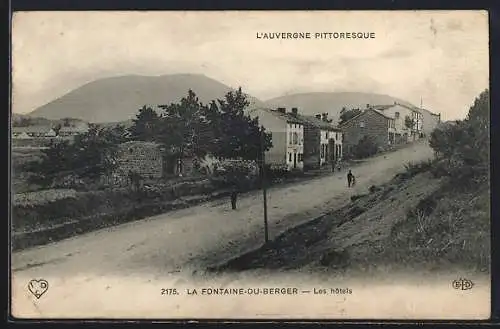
[291,107,298,116]
[277,107,286,114]
[322,113,328,122]
[315,114,322,120]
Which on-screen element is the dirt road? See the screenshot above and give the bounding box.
[12,141,434,277]
[12,141,449,318]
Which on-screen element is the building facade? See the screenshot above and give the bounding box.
[249,107,305,171]
[301,113,343,169]
[12,126,57,138]
[419,108,442,136]
[339,109,396,156]
[372,103,423,143]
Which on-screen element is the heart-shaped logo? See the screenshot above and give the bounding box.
[28,279,49,299]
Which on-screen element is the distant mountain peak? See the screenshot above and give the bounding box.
[28,74,266,123]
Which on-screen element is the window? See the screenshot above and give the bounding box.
[293,132,298,145]
[395,112,400,118]
[320,144,325,159]
[289,132,293,145]
[298,153,303,162]
[289,153,292,162]
[359,121,365,128]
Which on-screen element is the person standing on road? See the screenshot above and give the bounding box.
[347,170,354,188]
[230,185,238,210]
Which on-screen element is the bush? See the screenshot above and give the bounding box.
[428,89,489,185]
[209,159,259,190]
[404,159,434,178]
[351,135,379,159]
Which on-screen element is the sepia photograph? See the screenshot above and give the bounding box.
[10,10,490,319]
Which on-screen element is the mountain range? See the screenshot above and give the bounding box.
[24,73,419,125]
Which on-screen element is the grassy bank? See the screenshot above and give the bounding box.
[211,161,490,274]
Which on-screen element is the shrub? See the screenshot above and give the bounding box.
[429,89,489,185]
[209,159,259,190]
[351,135,379,159]
[404,159,434,178]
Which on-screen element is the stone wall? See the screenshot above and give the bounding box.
[115,141,163,179]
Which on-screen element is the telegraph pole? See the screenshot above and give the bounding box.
[260,127,269,244]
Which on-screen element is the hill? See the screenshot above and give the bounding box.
[264,92,416,125]
[29,74,266,123]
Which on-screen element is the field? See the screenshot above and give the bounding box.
[11,147,45,193]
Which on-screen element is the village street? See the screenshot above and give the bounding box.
[13,140,433,276]
[11,141,442,318]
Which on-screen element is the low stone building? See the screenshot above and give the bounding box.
[339,108,396,157]
[115,141,164,181]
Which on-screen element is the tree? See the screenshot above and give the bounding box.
[339,108,362,125]
[26,124,128,186]
[210,87,272,160]
[53,123,62,136]
[128,106,160,141]
[157,90,206,172]
[351,135,379,159]
[404,115,413,130]
[429,89,489,182]
[62,118,72,127]
[13,116,33,127]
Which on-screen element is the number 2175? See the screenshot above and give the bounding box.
[161,288,179,295]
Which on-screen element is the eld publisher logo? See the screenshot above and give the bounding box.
[452,278,474,290]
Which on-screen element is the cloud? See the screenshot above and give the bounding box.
[12,11,488,120]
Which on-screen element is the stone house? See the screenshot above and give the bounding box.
[300,113,343,170]
[339,108,396,157]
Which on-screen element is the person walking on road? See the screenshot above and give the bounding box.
[347,170,354,188]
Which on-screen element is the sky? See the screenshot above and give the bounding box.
[12,10,489,120]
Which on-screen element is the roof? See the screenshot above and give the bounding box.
[12,126,55,133]
[119,141,162,149]
[59,125,89,132]
[372,109,394,120]
[393,102,428,114]
[249,107,306,125]
[339,109,393,127]
[299,115,341,131]
[370,104,395,111]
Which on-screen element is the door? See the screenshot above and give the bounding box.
[293,153,297,169]
[329,139,336,164]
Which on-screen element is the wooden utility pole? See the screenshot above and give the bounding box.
[260,127,269,244]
